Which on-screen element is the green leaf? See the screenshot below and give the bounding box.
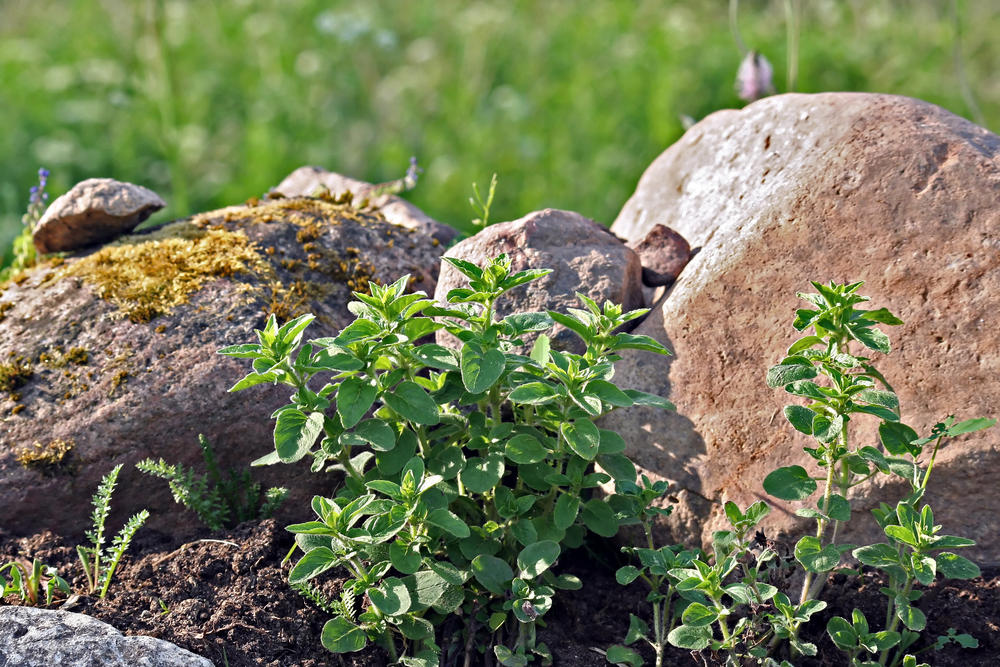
[896,603,926,631]
[518,540,560,579]
[228,371,279,392]
[763,465,817,501]
[879,422,920,455]
[681,601,719,627]
[848,325,891,354]
[615,566,641,585]
[383,381,440,425]
[625,614,649,644]
[471,554,514,595]
[605,645,643,667]
[461,343,506,394]
[508,382,560,405]
[812,414,844,444]
[336,378,376,429]
[504,311,553,333]
[767,360,818,388]
[443,256,484,280]
[784,405,816,435]
[376,428,416,475]
[288,546,338,584]
[548,310,592,341]
[530,334,551,366]
[585,380,634,407]
[218,343,264,358]
[343,418,396,451]
[936,552,981,579]
[795,536,841,572]
[826,616,858,650]
[411,344,459,371]
[667,624,713,650]
[858,389,899,410]
[857,308,904,325]
[621,389,675,411]
[787,335,825,354]
[553,494,580,530]
[426,508,471,538]
[493,645,528,667]
[784,380,827,400]
[561,420,600,460]
[597,454,636,483]
[369,577,411,615]
[612,333,670,354]
[582,498,618,537]
[390,540,422,574]
[505,434,548,464]
[853,543,900,568]
[945,417,996,437]
[395,614,434,640]
[404,569,449,610]
[321,617,367,653]
[821,494,851,522]
[460,452,505,493]
[274,409,325,463]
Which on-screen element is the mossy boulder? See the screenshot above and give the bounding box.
[0,195,448,539]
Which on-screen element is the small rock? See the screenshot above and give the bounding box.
[434,208,644,354]
[272,166,457,245]
[33,178,165,254]
[0,606,213,667]
[628,224,691,286]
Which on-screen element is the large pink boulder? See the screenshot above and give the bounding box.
[605,93,1000,562]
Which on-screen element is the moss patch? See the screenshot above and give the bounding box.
[60,222,271,323]
[15,438,75,473]
[0,357,33,395]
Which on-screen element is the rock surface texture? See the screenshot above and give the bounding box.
[0,606,213,667]
[434,208,644,353]
[0,196,445,538]
[605,93,1000,562]
[272,166,457,245]
[33,178,166,254]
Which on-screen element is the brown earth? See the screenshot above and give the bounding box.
[2,519,998,666]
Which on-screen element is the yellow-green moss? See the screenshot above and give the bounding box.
[0,357,32,394]
[15,438,74,472]
[60,222,272,324]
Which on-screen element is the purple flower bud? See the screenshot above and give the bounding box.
[736,50,775,102]
[38,168,50,179]
[30,186,38,195]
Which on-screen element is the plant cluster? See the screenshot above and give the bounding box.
[222,253,674,665]
[610,280,992,667]
[1,464,147,606]
[1,167,49,284]
[137,433,288,531]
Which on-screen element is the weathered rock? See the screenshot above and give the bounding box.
[0,196,443,538]
[628,224,691,287]
[434,208,644,353]
[33,178,165,254]
[272,166,458,245]
[604,93,1000,562]
[0,606,212,667]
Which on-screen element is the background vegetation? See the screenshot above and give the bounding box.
[2,0,997,260]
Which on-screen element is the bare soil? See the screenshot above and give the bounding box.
[2,520,998,666]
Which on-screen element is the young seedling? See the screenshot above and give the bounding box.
[76,464,149,599]
[0,557,70,606]
[137,433,288,531]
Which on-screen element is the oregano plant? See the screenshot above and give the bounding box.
[221,254,674,665]
[612,280,992,667]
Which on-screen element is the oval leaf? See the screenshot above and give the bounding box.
[763,465,817,501]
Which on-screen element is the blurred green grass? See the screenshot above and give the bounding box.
[2,0,997,261]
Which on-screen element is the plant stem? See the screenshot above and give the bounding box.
[783,0,801,92]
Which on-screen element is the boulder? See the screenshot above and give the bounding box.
[0,195,443,539]
[272,165,458,245]
[434,208,644,354]
[0,606,212,666]
[627,224,691,287]
[604,93,1000,562]
[33,178,165,254]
